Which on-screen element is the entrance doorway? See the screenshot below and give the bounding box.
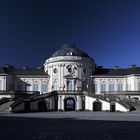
[38,100,47,112]
[110,103,116,112]
[24,100,30,112]
[64,98,75,111]
[93,100,102,111]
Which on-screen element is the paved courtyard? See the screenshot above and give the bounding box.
[0,111,140,140]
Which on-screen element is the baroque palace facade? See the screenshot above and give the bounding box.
[0,44,139,112]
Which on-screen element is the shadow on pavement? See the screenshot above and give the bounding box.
[0,116,139,140]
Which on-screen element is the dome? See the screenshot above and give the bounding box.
[51,44,90,58]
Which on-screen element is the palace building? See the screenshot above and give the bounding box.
[0,44,139,112]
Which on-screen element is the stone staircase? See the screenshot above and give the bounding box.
[0,101,14,112]
[84,92,135,111]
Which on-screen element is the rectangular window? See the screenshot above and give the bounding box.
[117,84,122,91]
[0,80,1,90]
[127,84,131,91]
[33,84,38,91]
[41,84,47,93]
[138,83,140,91]
[101,84,106,92]
[95,84,98,92]
[109,84,114,91]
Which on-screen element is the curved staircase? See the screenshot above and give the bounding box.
[0,98,14,112]
[84,92,135,112]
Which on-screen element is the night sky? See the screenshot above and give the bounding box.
[0,0,140,68]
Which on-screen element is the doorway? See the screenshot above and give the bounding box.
[38,100,47,112]
[110,103,116,112]
[64,97,75,111]
[24,100,30,112]
[93,100,102,111]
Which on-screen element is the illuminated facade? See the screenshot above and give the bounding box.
[0,44,139,112]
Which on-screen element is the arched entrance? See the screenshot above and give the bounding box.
[38,100,47,112]
[93,100,102,111]
[64,98,75,111]
[110,103,116,112]
[24,100,30,112]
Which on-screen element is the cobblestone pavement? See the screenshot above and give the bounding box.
[0,112,140,140]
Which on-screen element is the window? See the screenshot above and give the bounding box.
[0,80,1,90]
[117,84,122,91]
[52,80,58,91]
[33,81,38,91]
[95,84,98,92]
[101,84,106,92]
[67,80,74,91]
[41,84,47,93]
[53,68,57,74]
[68,67,72,73]
[138,83,140,91]
[127,84,131,91]
[66,65,72,73]
[83,68,86,74]
[109,84,114,91]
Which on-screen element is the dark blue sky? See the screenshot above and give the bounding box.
[0,0,140,68]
